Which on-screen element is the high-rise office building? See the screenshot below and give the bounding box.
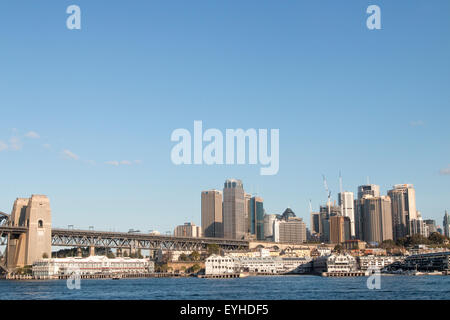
[263,214,277,241]
[362,195,393,244]
[354,199,363,240]
[424,219,437,234]
[329,215,351,244]
[201,190,223,238]
[174,222,202,238]
[319,204,341,243]
[355,184,380,241]
[223,179,246,240]
[443,211,450,238]
[388,184,417,240]
[410,211,429,238]
[357,184,380,199]
[244,193,252,235]
[273,210,306,243]
[339,191,355,237]
[310,212,321,235]
[249,196,264,240]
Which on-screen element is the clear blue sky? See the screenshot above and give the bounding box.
[0,1,449,233]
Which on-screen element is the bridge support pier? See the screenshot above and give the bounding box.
[7,195,51,270]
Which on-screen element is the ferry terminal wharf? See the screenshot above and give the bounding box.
[2,272,190,280]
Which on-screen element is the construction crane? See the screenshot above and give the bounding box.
[322,174,331,217]
[339,171,344,216]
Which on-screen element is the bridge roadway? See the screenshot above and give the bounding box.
[0,226,249,251]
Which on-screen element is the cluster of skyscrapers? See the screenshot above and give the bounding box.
[201,179,306,242]
[198,179,448,245]
[311,183,443,245]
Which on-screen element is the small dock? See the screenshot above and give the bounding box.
[198,273,240,279]
[321,271,367,277]
[55,272,189,280]
[198,272,282,279]
[5,272,190,280]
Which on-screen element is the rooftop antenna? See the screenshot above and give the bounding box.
[366,176,370,185]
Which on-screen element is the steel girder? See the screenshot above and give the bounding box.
[51,228,248,251]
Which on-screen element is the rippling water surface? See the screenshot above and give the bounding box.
[1,275,449,300]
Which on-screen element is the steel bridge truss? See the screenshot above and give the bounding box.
[0,222,249,251]
[51,229,248,251]
[0,212,11,246]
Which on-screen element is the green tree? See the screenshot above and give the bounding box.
[189,250,201,261]
[191,264,201,274]
[179,253,188,261]
[429,232,446,244]
[333,244,343,252]
[207,244,220,255]
[42,252,49,259]
[396,237,407,247]
[380,239,397,249]
[155,263,169,273]
[396,234,430,248]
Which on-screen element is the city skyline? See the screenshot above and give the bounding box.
[0,1,449,233]
[0,173,448,235]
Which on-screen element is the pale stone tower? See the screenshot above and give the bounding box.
[6,198,29,268]
[24,195,52,265]
[6,195,52,269]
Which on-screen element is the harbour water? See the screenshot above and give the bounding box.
[1,275,449,300]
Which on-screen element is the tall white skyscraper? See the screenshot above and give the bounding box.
[388,184,417,239]
[339,191,355,237]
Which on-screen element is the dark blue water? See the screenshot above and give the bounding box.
[1,275,449,300]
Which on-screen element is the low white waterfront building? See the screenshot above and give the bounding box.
[32,255,154,278]
[358,255,404,271]
[313,253,358,273]
[280,257,312,274]
[237,256,280,274]
[205,254,312,275]
[205,254,237,275]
